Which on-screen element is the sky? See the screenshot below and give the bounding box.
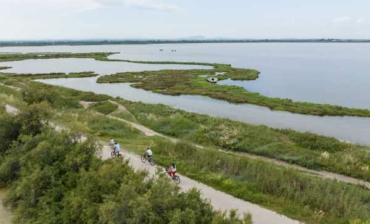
[0,0,369,40]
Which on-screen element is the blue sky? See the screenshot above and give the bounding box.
[0,0,369,40]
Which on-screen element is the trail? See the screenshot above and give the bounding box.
[5,104,18,114]
[7,103,370,223]
[100,145,301,224]
[107,112,370,190]
[3,104,301,223]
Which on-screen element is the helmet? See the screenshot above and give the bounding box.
[172,163,175,167]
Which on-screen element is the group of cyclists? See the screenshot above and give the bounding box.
[109,137,177,178]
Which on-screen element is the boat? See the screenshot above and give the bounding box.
[207,77,218,83]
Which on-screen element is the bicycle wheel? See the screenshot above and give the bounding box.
[117,153,122,158]
[149,158,155,166]
[173,175,181,185]
[111,151,115,158]
[141,155,147,163]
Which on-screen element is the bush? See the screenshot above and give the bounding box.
[89,101,118,115]
[0,107,250,224]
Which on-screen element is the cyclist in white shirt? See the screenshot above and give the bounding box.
[109,137,115,148]
[146,147,153,158]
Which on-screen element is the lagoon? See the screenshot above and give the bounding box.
[2,43,370,144]
[2,43,369,108]
[40,77,370,145]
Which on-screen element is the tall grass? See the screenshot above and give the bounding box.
[88,101,118,115]
[132,138,370,224]
[119,100,370,181]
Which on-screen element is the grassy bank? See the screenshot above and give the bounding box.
[2,76,370,182]
[2,78,370,223]
[40,101,370,224]
[0,52,115,62]
[0,71,98,80]
[2,52,370,117]
[125,138,370,224]
[0,66,11,71]
[97,69,370,117]
[0,104,249,224]
[53,107,370,224]
[116,100,370,182]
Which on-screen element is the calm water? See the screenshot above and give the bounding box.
[1,43,370,144]
[1,43,370,108]
[40,77,370,144]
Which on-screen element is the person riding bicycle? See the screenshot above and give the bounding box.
[113,142,121,155]
[109,137,115,148]
[167,163,176,178]
[146,147,153,158]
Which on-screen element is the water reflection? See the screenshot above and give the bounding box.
[39,77,370,145]
[0,58,210,75]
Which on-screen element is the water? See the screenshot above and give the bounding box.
[1,43,369,108]
[0,58,210,75]
[1,43,370,144]
[40,77,370,145]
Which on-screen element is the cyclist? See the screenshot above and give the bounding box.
[109,137,115,148]
[113,142,121,155]
[146,147,153,158]
[167,163,176,178]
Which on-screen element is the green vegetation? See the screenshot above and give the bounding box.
[126,138,370,224]
[0,66,11,70]
[2,51,370,117]
[116,100,370,182]
[89,101,119,115]
[0,105,251,224]
[98,69,370,117]
[0,84,24,108]
[2,78,370,224]
[0,52,115,62]
[1,71,98,79]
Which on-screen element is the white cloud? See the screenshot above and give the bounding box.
[332,16,351,24]
[357,17,366,24]
[93,0,180,11]
[0,0,180,16]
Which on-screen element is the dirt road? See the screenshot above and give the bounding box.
[101,145,301,224]
[108,114,370,190]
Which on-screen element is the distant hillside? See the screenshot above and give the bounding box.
[0,38,370,47]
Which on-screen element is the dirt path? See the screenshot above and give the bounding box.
[107,113,370,190]
[0,189,12,224]
[100,145,301,224]
[5,104,18,115]
[3,105,300,223]
[5,103,370,223]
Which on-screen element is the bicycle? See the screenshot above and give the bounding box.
[111,150,122,158]
[165,167,181,185]
[141,153,155,166]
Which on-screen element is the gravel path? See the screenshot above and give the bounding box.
[100,145,301,224]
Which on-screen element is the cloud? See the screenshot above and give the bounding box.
[0,0,180,16]
[93,0,180,11]
[357,17,366,24]
[332,16,351,24]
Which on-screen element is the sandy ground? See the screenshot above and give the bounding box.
[0,190,11,224]
[5,105,18,115]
